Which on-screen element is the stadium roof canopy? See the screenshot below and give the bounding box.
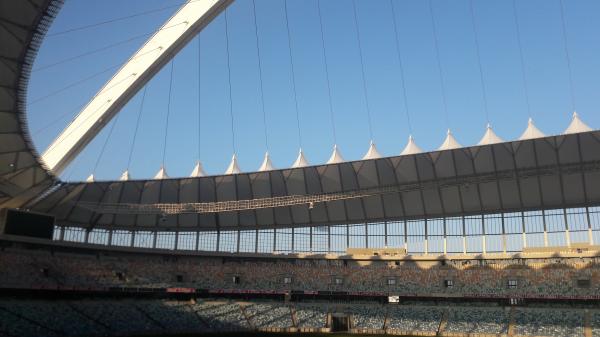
[2,0,600,233]
[0,0,59,209]
[28,130,600,231]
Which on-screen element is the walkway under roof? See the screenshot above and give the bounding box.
[28,130,600,231]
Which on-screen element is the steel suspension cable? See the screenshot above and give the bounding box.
[252,0,270,152]
[126,86,148,171]
[427,0,450,129]
[558,0,576,113]
[197,36,202,162]
[43,100,113,154]
[283,0,303,150]
[316,0,337,145]
[91,112,121,177]
[161,60,175,167]
[511,0,532,119]
[31,102,87,136]
[47,1,188,37]
[468,0,490,124]
[29,46,163,106]
[389,0,413,135]
[224,10,237,154]
[351,0,374,142]
[34,21,188,73]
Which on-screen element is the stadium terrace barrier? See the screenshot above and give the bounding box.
[439,333,508,337]
[386,330,437,336]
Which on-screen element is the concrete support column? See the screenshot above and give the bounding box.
[291,228,295,252]
[462,217,467,254]
[84,228,90,244]
[254,229,259,253]
[424,219,428,255]
[501,213,507,254]
[481,215,487,255]
[384,221,388,247]
[309,226,313,253]
[521,212,527,249]
[542,210,549,247]
[563,209,571,248]
[586,207,594,245]
[443,218,448,255]
[403,220,408,252]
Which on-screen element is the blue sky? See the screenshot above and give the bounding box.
[27,0,600,181]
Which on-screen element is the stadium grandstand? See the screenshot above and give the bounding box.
[1,0,600,337]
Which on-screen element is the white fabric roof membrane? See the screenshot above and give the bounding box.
[400,135,423,155]
[326,144,344,164]
[362,140,382,160]
[438,129,462,150]
[564,111,592,134]
[154,166,169,179]
[190,160,207,177]
[119,170,130,181]
[478,123,503,145]
[258,152,275,171]
[224,154,241,174]
[519,118,545,140]
[291,149,309,168]
[86,174,95,182]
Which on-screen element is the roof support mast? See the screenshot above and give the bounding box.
[42,0,234,175]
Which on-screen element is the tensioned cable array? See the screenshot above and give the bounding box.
[511,0,532,119]
[558,0,576,113]
[161,60,175,167]
[283,0,303,150]
[389,0,413,135]
[33,31,158,72]
[427,0,450,129]
[316,0,338,145]
[351,0,374,142]
[468,0,490,124]
[126,86,148,171]
[47,1,188,37]
[223,9,237,154]
[252,0,270,152]
[29,45,165,106]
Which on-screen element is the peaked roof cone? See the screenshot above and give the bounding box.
[224,154,241,175]
[362,141,382,160]
[190,160,207,177]
[326,144,344,164]
[438,129,462,150]
[258,152,275,171]
[86,174,95,182]
[400,135,423,155]
[119,170,130,181]
[519,118,545,140]
[291,149,309,168]
[564,111,592,134]
[154,166,168,179]
[477,123,503,145]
